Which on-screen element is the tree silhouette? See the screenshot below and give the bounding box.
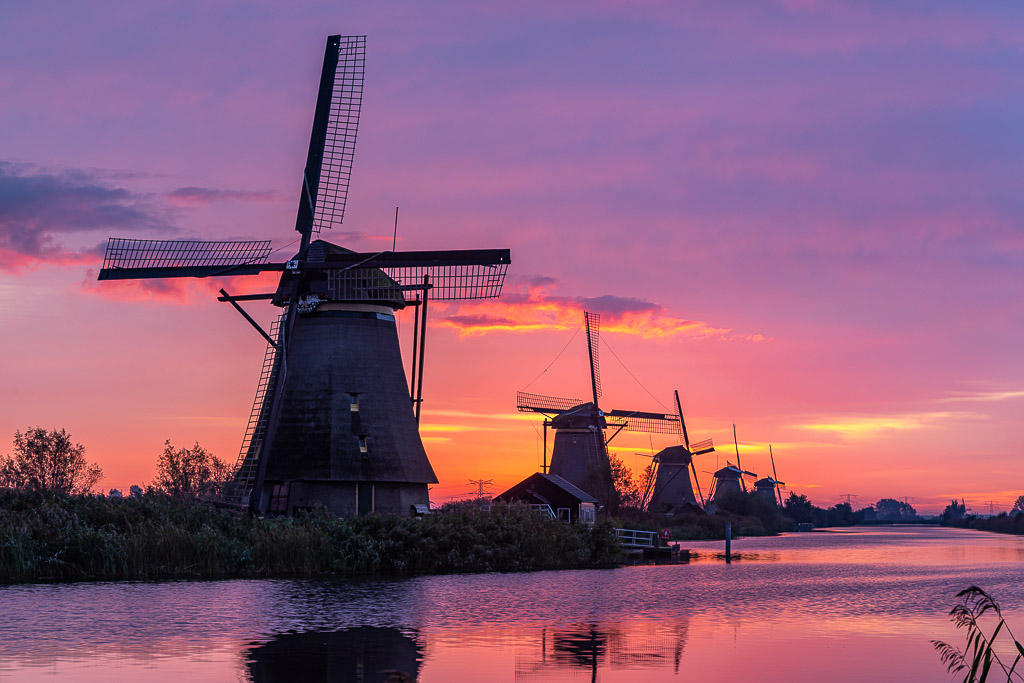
[608,453,641,509]
[0,427,102,494]
[153,440,230,499]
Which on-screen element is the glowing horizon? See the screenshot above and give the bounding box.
[3,2,1024,515]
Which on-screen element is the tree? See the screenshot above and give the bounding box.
[1012,495,1024,515]
[608,453,642,509]
[875,498,917,520]
[0,427,102,494]
[824,502,856,526]
[941,499,966,522]
[784,492,815,523]
[153,440,230,499]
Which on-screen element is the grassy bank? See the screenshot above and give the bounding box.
[0,490,621,583]
[942,513,1024,536]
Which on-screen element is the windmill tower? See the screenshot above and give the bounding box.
[516,311,682,508]
[97,35,511,517]
[645,390,715,514]
[753,444,785,506]
[707,464,756,503]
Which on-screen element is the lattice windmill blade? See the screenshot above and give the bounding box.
[605,409,682,435]
[296,35,366,243]
[344,248,511,301]
[584,311,602,404]
[517,391,588,414]
[689,437,715,455]
[97,238,277,280]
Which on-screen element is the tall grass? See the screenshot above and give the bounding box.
[0,490,621,582]
[933,586,1024,682]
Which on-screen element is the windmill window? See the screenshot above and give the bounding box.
[349,394,360,411]
[358,436,368,453]
[579,504,596,525]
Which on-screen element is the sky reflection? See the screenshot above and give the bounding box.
[0,527,1021,681]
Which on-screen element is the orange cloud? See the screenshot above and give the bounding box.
[432,281,767,342]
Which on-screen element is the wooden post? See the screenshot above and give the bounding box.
[543,419,548,473]
[725,522,732,563]
[414,275,429,424]
[410,296,419,405]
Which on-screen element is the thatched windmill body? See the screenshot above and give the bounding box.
[517,312,682,508]
[98,36,511,516]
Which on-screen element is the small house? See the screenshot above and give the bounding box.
[493,472,598,524]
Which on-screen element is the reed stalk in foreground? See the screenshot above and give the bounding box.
[933,586,1024,682]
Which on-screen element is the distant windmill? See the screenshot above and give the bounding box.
[645,390,715,513]
[753,444,785,506]
[97,35,511,517]
[516,311,682,508]
[707,463,756,503]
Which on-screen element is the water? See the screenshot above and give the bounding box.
[1,525,1022,681]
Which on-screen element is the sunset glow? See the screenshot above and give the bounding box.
[3,1,1024,514]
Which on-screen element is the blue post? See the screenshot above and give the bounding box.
[725,522,732,564]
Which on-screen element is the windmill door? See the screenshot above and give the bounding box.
[357,483,374,516]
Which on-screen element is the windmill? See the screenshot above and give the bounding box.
[97,35,511,517]
[753,444,785,506]
[706,463,756,503]
[516,311,682,508]
[645,390,715,514]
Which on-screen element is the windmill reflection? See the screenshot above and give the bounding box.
[515,619,690,681]
[245,627,424,683]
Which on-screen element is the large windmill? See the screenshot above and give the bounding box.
[98,35,511,516]
[644,390,715,514]
[517,311,681,508]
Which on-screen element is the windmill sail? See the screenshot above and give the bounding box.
[297,35,366,240]
[584,311,602,403]
[605,409,681,435]
[324,248,510,301]
[97,238,275,280]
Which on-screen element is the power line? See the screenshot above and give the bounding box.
[522,321,584,390]
[600,336,671,412]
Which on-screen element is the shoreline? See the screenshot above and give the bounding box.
[0,490,622,584]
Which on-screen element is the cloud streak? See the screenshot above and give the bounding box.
[166,186,280,206]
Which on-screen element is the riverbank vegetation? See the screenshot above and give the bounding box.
[606,488,914,541]
[933,586,1024,682]
[941,499,1024,536]
[0,490,621,583]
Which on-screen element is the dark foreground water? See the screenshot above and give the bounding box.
[1,526,1023,682]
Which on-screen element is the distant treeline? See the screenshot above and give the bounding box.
[940,499,1024,536]
[0,490,621,583]
[609,492,925,541]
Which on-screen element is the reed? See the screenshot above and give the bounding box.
[0,490,621,583]
[933,586,1024,682]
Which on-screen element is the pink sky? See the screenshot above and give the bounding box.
[2,1,1024,513]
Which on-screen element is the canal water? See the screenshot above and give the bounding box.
[1,526,1022,682]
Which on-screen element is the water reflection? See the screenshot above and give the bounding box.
[1,527,1023,682]
[513,620,690,681]
[245,627,424,683]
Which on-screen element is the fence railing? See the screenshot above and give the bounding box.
[530,504,555,519]
[615,528,658,548]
